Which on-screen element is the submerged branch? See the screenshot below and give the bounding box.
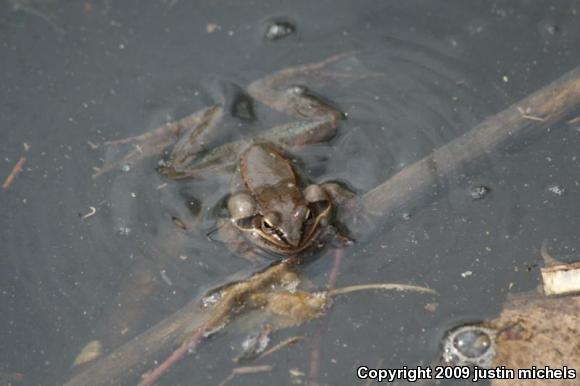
[68,62,580,385]
[361,64,580,216]
[64,258,299,386]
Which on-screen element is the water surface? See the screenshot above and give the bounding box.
[1,1,580,385]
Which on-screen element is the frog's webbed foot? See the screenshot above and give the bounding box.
[93,106,223,178]
[247,52,382,119]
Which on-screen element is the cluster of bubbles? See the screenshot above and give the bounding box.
[469,185,491,200]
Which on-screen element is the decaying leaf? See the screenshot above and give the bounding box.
[489,293,580,386]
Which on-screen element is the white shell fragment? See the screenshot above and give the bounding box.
[541,262,580,296]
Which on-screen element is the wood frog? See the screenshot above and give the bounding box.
[220,142,354,257]
[98,53,373,258]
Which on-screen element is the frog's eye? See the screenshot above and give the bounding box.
[261,218,275,234]
[260,211,282,234]
[227,192,256,221]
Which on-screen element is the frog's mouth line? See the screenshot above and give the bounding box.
[234,201,332,255]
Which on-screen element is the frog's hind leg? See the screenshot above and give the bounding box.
[258,119,339,150]
[94,105,223,178]
[247,52,382,119]
[248,52,355,98]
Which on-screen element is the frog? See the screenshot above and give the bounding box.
[97,52,375,258]
[220,142,355,257]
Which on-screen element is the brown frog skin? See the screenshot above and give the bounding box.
[224,142,349,256]
[99,53,367,256]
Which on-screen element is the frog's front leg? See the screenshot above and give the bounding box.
[319,181,374,243]
[313,182,357,247]
[94,105,223,177]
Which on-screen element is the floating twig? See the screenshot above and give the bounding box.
[80,206,97,219]
[308,249,343,386]
[135,258,299,386]
[218,365,273,386]
[517,106,548,122]
[329,283,438,297]
[2,156,27,190]
[259,335,305,359]
[306,254,437,386]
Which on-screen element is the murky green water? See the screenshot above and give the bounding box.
[1,1,579,385]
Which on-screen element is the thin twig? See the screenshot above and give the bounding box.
[329,283,438,297]
[218,365,273,386]
[138,328,206,386]
[136,258,298,386]
[80,206,97,219]
[517,106,548,122]
[2,156,27,190]
[259,336,305,359]
[308,249,343,386]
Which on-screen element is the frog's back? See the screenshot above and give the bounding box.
[239,143,298,191]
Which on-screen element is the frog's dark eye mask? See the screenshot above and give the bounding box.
[233,199,332,250]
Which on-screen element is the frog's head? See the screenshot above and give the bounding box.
[227,184,332,255]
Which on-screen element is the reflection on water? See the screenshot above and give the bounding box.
[1,0,580,385]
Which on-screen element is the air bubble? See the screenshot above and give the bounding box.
[469,185,491,200]
[118,226,131,236]
[453,328,492,358]
[441,325,496,367]
[265,20,295,40]
[201,292,221,308]
[547,184,565,196]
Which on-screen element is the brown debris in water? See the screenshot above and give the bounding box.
[2,156,27,190]
[489,293,580,386]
